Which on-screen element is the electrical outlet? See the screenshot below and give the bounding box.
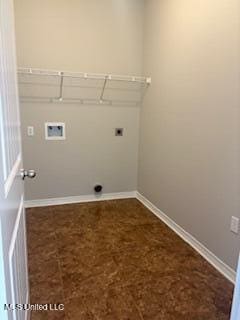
[230,216,239,234]
[27,126,34,136]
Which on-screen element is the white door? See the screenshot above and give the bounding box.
[231,255,240,320]
[0,0,32,319]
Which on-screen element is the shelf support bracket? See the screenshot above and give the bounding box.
[99,76,108,103]
[58,72,64,101]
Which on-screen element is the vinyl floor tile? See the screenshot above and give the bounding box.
[26,199,233,320]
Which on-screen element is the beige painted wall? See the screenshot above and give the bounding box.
[139,0,240,269]
[14,0,143,199]
[14,0,143,74]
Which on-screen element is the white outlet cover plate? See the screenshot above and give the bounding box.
[231,216,239,234]
[27,126,34,136]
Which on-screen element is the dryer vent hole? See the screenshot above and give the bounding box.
[94,185,103,193]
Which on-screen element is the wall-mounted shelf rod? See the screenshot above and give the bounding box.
[19,96,140,107]
[18,67,152,84]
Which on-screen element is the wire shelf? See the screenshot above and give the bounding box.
[18,67,151,106]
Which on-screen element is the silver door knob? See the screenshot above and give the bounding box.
[20,169,36,180]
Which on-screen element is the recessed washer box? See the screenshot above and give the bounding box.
[45,122,66,140]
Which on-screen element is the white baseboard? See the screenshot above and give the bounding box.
[24,191,137,208]
[136,192,236,284]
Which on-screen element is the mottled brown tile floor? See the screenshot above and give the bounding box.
[26,199,233,320]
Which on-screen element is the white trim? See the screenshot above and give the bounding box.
[231,255,240,319]
[4,153,21,197]
[24,191,137,208]
[9,196,24,320]
[136,192,236,284]
[25,290,30,320]
[9,195,24,261]
[0,222,8,320]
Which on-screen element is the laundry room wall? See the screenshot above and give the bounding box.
[14,0,144,200]
[139,0,240,270]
